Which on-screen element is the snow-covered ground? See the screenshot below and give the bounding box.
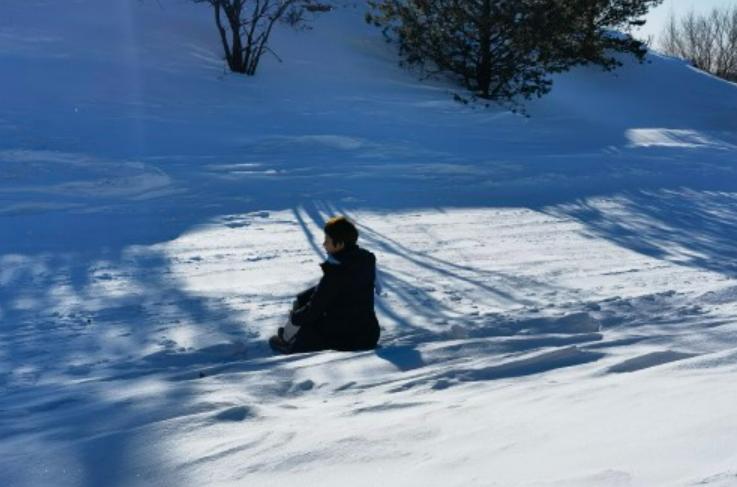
[2,1,737,485]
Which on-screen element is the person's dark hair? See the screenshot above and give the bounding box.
[324,216,358,247]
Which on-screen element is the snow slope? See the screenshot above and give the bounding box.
[1,1,737,486]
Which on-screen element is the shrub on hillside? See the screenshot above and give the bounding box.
[366,0,662,106]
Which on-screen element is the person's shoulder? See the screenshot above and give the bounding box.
[345,244,371,258]
[321,248,370,273]
[341,246,375,268]
[356,247,376,265]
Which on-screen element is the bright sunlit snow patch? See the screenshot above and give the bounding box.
[152,203,732,354]
[625,128,733,149]
[274,134,366,150]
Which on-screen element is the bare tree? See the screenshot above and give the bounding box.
[660,6,737,82]
[193,0,324,75]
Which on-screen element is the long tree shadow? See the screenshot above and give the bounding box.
[292,203,454,342]
[550,188,737,279]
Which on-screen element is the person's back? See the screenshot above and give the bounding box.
[301,243,379,351]
[269,216,380,354]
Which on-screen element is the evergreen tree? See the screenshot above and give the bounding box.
[367,0,663,104]
[554,0,663,70]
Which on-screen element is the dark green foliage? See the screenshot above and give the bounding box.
[367,0,663,105]
[552,0,662,70]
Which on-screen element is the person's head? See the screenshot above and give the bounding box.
[323,216,358,255]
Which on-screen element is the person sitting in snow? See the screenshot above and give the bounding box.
[269,216,381,354]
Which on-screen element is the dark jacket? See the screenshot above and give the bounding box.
[290,244,380,353]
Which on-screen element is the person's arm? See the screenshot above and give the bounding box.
[293,286,317,310]
[290,272,340,327]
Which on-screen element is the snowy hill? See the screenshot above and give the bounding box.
[1,1,737,486]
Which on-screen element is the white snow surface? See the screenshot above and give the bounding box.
[2,1,737,486]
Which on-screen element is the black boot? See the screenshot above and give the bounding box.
[269,334,292,354]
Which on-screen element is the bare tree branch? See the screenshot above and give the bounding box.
[660,6,737,82]
[193,0,326,75]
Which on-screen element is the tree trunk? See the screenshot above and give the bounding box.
[476,0,492,98]
[228,3,246,73]
[214,3,235,70]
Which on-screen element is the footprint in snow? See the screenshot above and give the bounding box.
[225,222,250,228]
[213,406,255,422]
[292,379,315,392]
